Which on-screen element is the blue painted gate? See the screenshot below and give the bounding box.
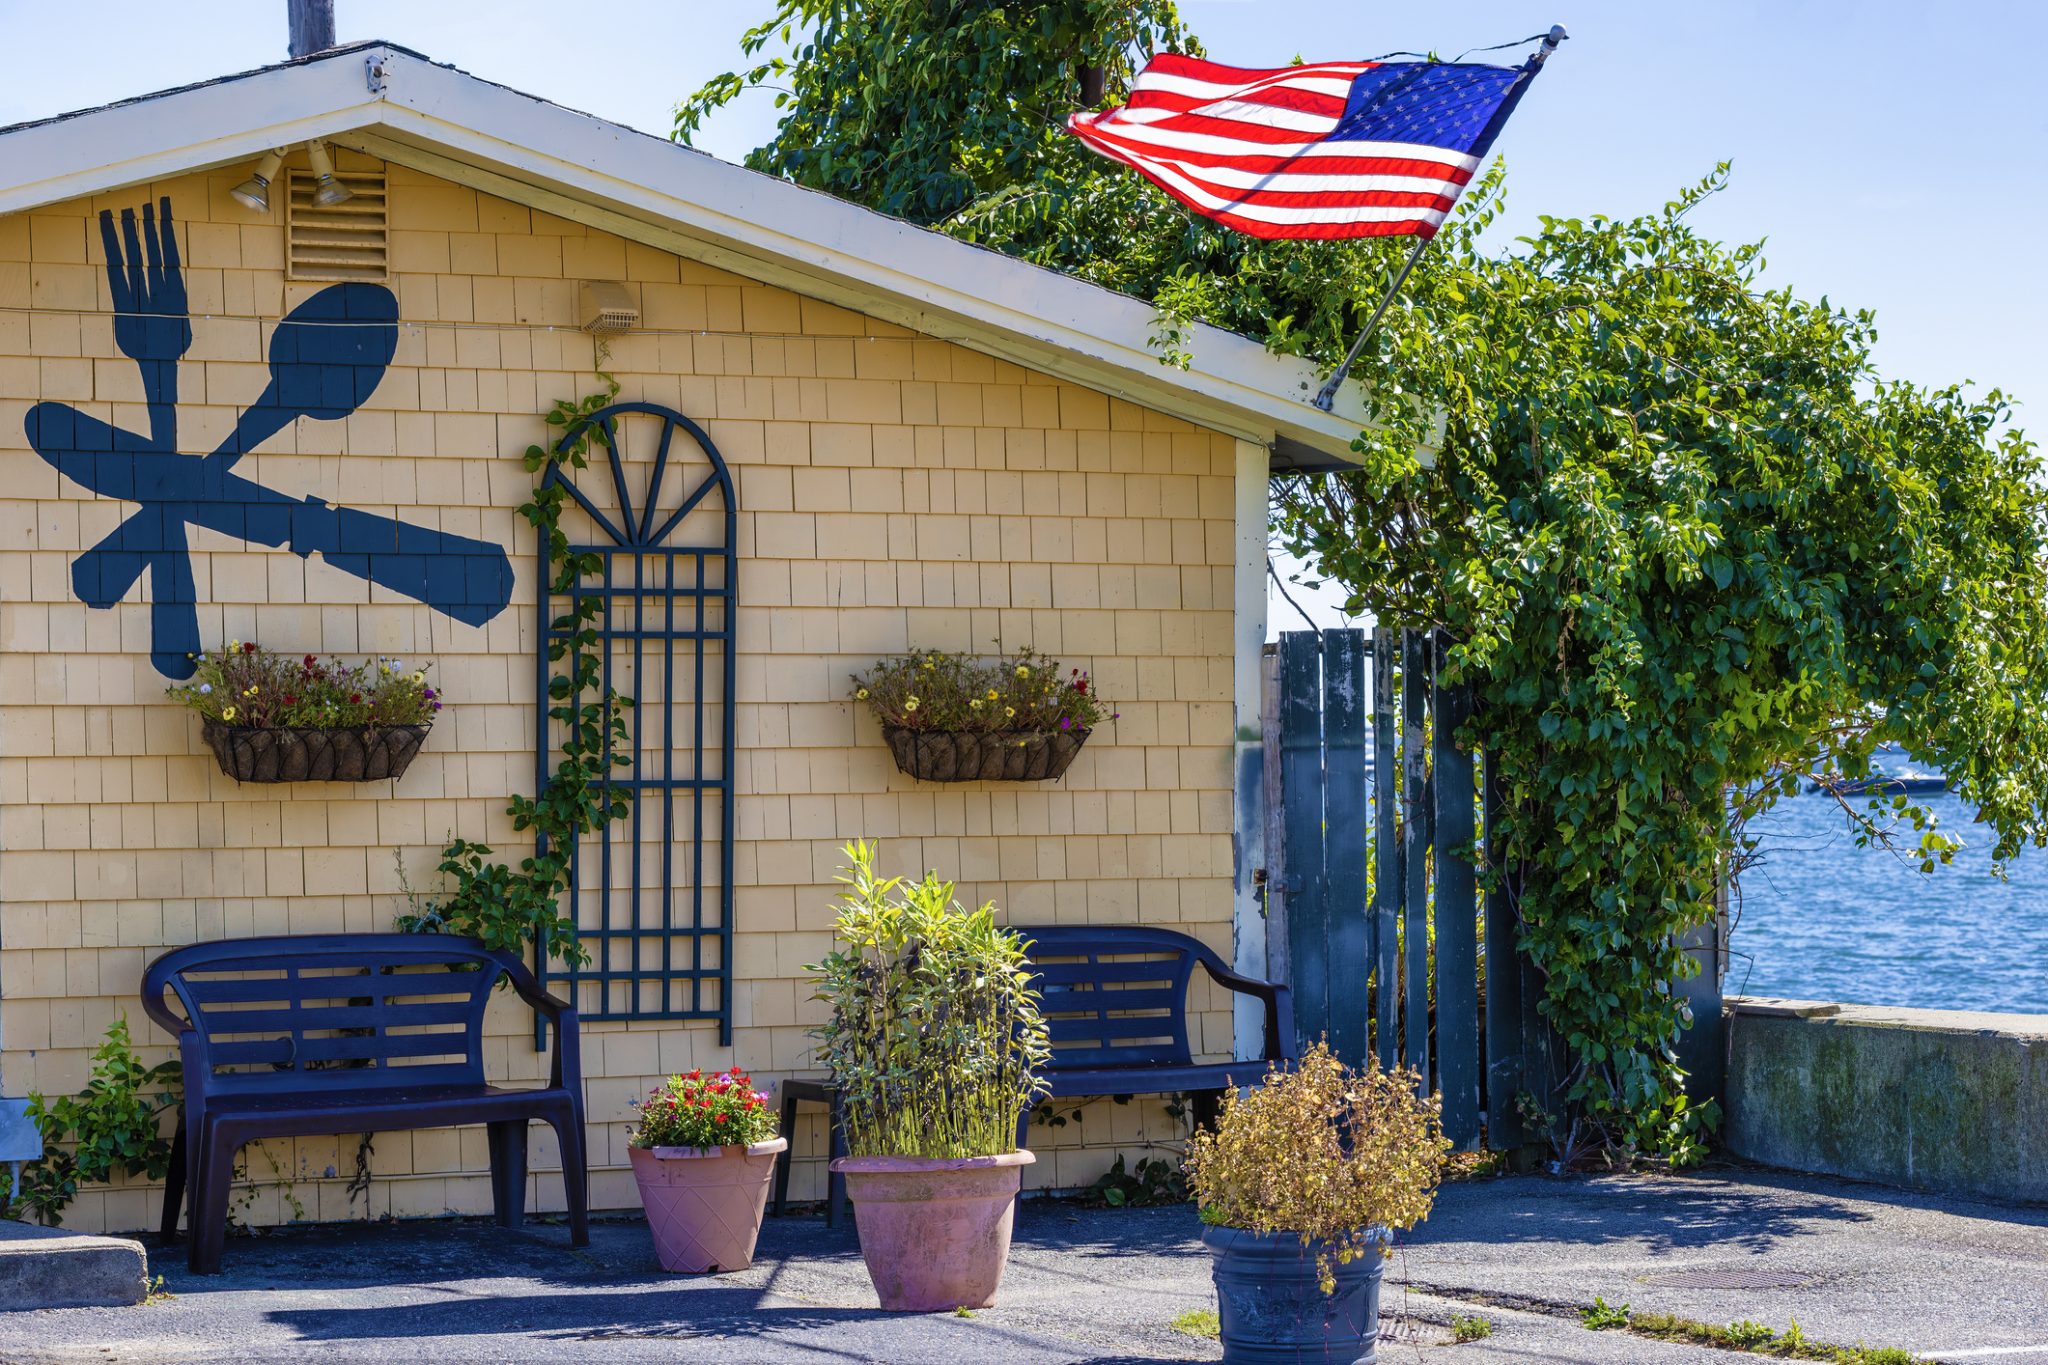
[1264,627,1565,1151]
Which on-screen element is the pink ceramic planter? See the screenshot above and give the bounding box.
[630,1138,788,1273]
[830,1150,1036,1311]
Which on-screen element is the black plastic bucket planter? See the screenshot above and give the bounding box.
[1200,1225,1388,1365]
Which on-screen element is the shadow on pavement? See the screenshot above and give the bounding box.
[1401,1174,1881,1254]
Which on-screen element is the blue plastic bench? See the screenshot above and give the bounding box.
[141,934,588,1273]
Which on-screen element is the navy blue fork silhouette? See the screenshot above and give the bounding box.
[24,198,514,678]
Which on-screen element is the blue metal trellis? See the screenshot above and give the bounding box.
[534,402,737,1046]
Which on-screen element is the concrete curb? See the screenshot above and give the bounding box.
[0,1219,149,1310]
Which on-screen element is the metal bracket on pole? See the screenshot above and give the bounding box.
[1311,237,1427,412]
[1309,24,1568,414]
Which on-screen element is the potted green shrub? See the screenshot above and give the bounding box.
[852,647,1114,782]
[811,840,1050,1311]
[168,641,442,782]
[627,1067,785,1273]
[1185,1043,1449,1364]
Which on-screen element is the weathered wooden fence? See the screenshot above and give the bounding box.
[1261,627,1572,1151]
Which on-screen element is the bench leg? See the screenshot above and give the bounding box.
[159,1116,187,1246]
[546,1109,590,1248]
[488,1120,528,1229]
[771,1090,799,1216]
[189,1125,238,1275]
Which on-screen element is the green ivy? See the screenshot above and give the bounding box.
[10,1018,180,1226]
[399,379,634,968]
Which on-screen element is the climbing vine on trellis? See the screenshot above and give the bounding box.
[400,377,634,968]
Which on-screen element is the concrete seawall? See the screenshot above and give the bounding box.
[1725,997,2048,1204]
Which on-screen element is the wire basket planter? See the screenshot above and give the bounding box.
[201,719,431,783]
[882,725,1090,783]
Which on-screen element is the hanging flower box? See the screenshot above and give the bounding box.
[854,648,1113,784]
[200,719,432,783]
[170,642,444,784]
[881,725,1089,783]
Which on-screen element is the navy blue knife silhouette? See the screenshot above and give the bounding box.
[23,199,513,678]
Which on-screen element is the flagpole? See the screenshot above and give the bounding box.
[1312,237,1428,412]
[1310,23,1568,414]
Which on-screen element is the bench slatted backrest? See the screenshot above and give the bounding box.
[144,935,505,1095]
[1018,925,1210,1072]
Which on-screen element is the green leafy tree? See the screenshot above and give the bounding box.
[681,11,2048,1157]
[675,1,1190,227]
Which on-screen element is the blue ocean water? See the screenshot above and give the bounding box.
[1728,790,2048,1014]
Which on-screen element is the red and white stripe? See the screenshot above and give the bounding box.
[1067,53,1481,241]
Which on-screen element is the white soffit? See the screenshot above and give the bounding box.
[0,43,1385,469]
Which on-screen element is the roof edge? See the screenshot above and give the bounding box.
[0,43,1383,468]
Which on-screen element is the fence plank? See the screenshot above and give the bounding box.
[1279,632,1328,1056]
[1260,649,1288,993]
[1433,632,1480,1148]
[1482,748,1529,1148]
[1400,629,1433,1084]
[1372,627,1401,1070]
[1322,629,1370,1066]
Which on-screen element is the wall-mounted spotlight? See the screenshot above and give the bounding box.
[230,148,288,213]
[228,142,353,214]
[305,141,353,207]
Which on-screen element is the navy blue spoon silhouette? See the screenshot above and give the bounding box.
[24,199,514,678]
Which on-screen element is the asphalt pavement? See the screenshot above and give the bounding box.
[1,1167,2042,1364]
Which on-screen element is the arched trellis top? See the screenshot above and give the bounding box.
[542,400,737,550]
[534,401,739,1046]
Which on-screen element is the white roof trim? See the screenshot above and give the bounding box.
[0,44,1377,468]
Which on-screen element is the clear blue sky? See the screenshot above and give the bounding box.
[6,1,2042,630]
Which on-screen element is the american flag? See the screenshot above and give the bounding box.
[1067,52,1547,241]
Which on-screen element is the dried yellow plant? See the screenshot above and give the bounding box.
[1185,1043,1450,1292]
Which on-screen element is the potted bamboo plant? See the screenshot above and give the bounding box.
[168,641,441,782]
[627,1067,785,1273]
[811,840,1050,1312]
[1185,1043,1450,1364]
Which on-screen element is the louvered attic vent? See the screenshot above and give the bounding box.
[286,170,389,282]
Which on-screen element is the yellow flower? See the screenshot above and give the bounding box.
[922,657,937,670]
[905,697,920,712]
[856,687,870,700]
[969,699,983,710]
[222,706,237,721]
[244,685,258,696]
[1015,665,1031,679]
[986,688,998,700]
[1004,707,1016,718]
[411,671,425,684]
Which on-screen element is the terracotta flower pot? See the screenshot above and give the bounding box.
[629,1138,787,1273]
[830,1150,1036,1311]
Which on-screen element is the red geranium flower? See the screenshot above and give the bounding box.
[242,641,257,653]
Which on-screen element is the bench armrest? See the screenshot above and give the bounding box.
[1196,959,1298,1063]
[491,951,581,1094]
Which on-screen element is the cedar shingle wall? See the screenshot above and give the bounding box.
[0,154,1239,1232]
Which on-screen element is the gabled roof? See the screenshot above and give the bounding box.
[0,42,1373,470]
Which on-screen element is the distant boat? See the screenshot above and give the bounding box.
[1808,773,1949,796]
[1804,743,1949,796]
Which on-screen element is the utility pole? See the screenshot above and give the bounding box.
[289,0,336,59]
